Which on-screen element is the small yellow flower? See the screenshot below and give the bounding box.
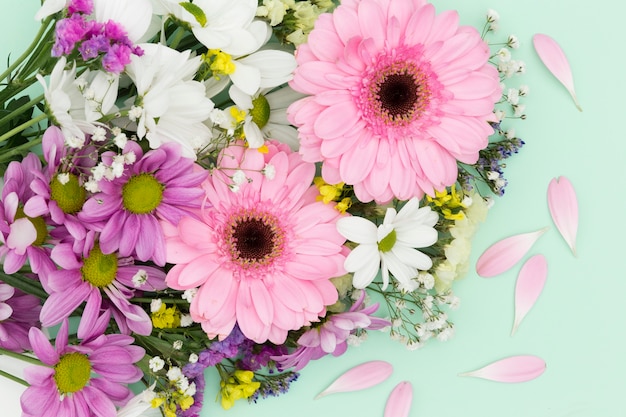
[229,107,247,125]
[335,197,352,213]
[179,395,194,411]
[150,397,165,409]
[257,144,269,154]
[314,177,345,204]
[206,49,236,77]
[219,370,261,410]
[426,186,465,220]
[151,303,181,329]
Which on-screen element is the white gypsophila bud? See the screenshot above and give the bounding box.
[232,170,247,185]
[461,195,473,207]
[150,299,162,313]
[486,171,500,181]
[436,326,455,342]
[507,88,519,105]
[394,299,406,309]
[184,382,197,397]
[180,314,193,327]
[114,132,128,149]
[209,109,227,125]
[405,340,422,351]
[494,109,506,121]
[486,8,500,22]
[505,128,516,139]
[172,340,183,350]
[420,272,435,290]
[132,269,148,287]
[166,366,182,381]
[92,163,106,181]
[424,295,434,309]
[91,126,107,142]
[447,295,461,310]
[74,78,88,90]
[262,163,276,180]
[84,177,100,193]
[66,135,85,149]
[519,85,529,96]
[496,48,511,62]
[103,166,116,181]
[182,288,197,302]
[189,353,199,364]
[513,104,526,117]
[149,356,165,372]
[507,34,520,48]
[176,376,189,393]
[128,105,143,122]
[229,184,240,193]
[111,126,122,136]
[495,178,507,189]
[485,197,495,209]
[391,318,403,328]
[57,173,70,185]
[124,151,136,165]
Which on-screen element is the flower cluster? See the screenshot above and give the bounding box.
[0,0,526,415]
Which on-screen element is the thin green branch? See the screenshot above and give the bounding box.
[0,347,44,367]
[0,113,47,144]
[0,16,53,83]
[0,368,29,387]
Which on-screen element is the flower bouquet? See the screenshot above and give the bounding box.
[0,0,527,416]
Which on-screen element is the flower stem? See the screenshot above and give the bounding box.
[131,297,190,305]
[0,368,29,387]
[0,137,43,163]
[0,271,48,300]
[0,113,47,144]
[0,347,44,367]
[0,16,53,84]
[0,94,44,130]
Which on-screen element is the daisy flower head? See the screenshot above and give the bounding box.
[337,198,439,290]
[21,319,144,417]
[39,240,167,336]
[288,0,502,203]
[164,140,347,344]
[78,141,207,265]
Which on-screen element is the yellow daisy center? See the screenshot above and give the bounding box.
[122,173,164,214]
[54,352,91,394]
[81,243,118,288]
[49,173,86,214]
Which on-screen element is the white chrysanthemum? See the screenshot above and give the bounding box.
[124,43,214,159]
[94,0,153,43]
[37,57,96,144]
[228,85,304,150]
[337,198,439,290]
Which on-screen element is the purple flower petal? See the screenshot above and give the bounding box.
[28,327,58,365]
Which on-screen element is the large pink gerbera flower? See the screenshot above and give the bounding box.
[288,0,501,203]
[21,319,144,417]
[163,141,347,344]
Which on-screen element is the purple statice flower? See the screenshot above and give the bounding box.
[102,42,133,73]
[21,319,144,417]
[248,372,299,403]
[0,153,57,284]
[0,282,41,352]
[78,33,108,60]
[239,341,288,372]
[78,141,207,266]
[273,292,390,371]
[39,239,166,336]
[52,14,93,56]
[68,0,93,15]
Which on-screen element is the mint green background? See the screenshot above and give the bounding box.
[1,1,624,416]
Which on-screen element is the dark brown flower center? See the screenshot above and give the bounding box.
[377,72,419,118]
[226,210,285,269]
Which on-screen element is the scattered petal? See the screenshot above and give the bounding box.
[459,355,546,383]
[533,34,582,111]
[315,360,393,399]
[384,381,413,417]
[547,176,578,256]
[476,228,548,277]
[512,255,548,336]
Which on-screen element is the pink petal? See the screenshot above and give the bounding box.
[533,34,582,111]
[476,228,548,277]
[6,218,37,255]
[315,360,393,399]
[547,176,578,256]
[459,355,546,383]
[512,255,548,336]
[384,381,413,417]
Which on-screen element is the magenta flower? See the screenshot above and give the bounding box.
[273,292,390,371]
[288,0,501,203]
[0,282,41,352]
[0,153,56,279]
[164,141,347,344]
[78,141,207,265]
[39,241,166,336]
[21,319,144,417]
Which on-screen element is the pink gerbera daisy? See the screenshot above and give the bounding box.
[78,141,207,265]
[163,141,347,344]
[21,319,144,417]
[288,0,501,203]
[39,240,166,336]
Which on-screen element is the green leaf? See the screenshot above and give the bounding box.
[179,2,207,27]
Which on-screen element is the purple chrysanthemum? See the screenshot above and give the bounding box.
[0,281,41,352]
[39,240,166,336]
[21,319,144,417]
[78,141,207,265]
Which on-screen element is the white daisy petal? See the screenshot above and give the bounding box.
[396,225,438,248]
[336,216,378,244]
[391,244,434,270]
[381,251,418,285]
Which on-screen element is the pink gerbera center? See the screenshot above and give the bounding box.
[358,54,437,136]
[225,209,285,270]
[53,352,92,394]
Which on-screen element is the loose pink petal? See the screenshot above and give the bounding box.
[315,360,393,399]
[476,228,549,277]
[547,176,578,256]
[512,255,548,336]
[459,355,546,383]
[533,34,582,111]
[384,381,413,417]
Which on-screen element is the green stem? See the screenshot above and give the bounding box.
[0,347,45,367]
[0,113,47,144]
[0,137,43,162]
[131,297,190,305]
[0,271,48,300]
[0,369,29,387]
[0,16,53,84]
[0,94,44,129]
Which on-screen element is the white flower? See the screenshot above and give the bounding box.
[150,299,162,313]
[337,198,438,290]
[189,353,199,363]
[132,269,148,287]
[124,43,214,159]
[148,356,165,372]
[166,366,182,381]
[116,385,159,417]
[232,170,247,185]
[180,314,194,327]
[93,0,153,44]
[172,340,183,350]
[262,163,276,180]
[182,288,197,302]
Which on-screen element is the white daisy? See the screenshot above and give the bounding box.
[337,198,439,290]
[93,0,153,43]
[124,43,214,159]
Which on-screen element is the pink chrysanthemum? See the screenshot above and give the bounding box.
[0,282,41,352]
[288,0,501,203]
[0,153,58,281]
[78,141,207,265]
[163,141,347,344]
[21,319,144,417]
[273,291,390,371]
[39,241,166,336]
